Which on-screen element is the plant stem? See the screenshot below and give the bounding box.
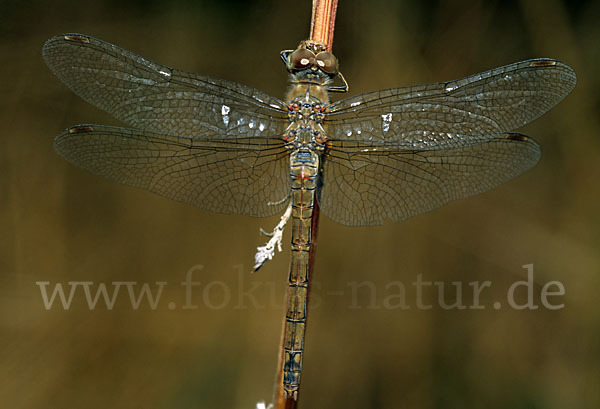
[271,2,338,408]
[310,0,339,51]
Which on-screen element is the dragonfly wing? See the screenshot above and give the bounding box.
[42,34,289,139]
[55,125,290,217]
[319,133,541,226]
[325,59,576,143]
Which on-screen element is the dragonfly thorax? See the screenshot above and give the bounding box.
[287,94,326,121]
[285,93,327,150]
[284,124,326,152]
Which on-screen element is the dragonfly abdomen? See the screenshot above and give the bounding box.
[283,149,320,399]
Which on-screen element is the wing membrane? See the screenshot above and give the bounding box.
[44,34,574,225]
[325,59,576,144]
[42,34,289,139]
[319,133,541,226]
[55,125,290,217]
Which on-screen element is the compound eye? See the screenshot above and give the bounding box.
[290,48,316,70]
[315,51,338,74]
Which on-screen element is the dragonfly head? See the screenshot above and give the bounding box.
[281,40,339,79]
[281,40,348,93]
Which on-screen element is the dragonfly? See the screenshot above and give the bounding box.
[43,33,576,399]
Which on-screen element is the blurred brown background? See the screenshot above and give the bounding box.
[1,0,599,408]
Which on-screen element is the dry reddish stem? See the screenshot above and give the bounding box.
[272,2,338,409]
[310,0,339,51]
